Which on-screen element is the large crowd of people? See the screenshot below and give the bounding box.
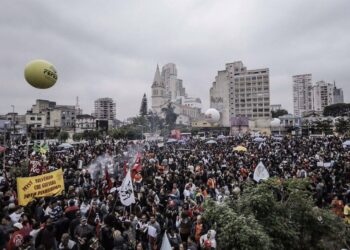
[0,134,350,250]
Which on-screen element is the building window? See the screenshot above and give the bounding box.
[30,117,35,121]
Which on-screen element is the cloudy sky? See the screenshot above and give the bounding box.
[0,0,349,120]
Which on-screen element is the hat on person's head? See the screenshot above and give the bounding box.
[14,223,23,230]
[8,203,16,210]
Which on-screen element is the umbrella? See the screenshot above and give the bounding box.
[205,140,217,144]
[217,135,226,140]
[58,143,73,149]
[343,140,350,148]
[166,138,177,143]
[253,137,265,142]
[177,139,187,144]
[234,146,247,152]
[0,146,6,153]
[272,136,283,141]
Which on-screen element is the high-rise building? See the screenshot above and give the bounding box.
[270,104,282,112]
[94,98,116,120]
[293,74,313,116]
[210,61,270,126]
[312,81,334,112]
[333,82,344,104]
[161,63,179,101]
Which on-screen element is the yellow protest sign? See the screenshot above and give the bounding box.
[17,168,64,206]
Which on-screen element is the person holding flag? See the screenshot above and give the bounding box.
[118,169,136,207]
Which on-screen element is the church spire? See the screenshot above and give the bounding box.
[152,64,163,88]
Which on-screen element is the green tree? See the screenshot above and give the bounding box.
[271,109,288,118]
[312,119,333,135]
[323,103,350,117]
[161,103,178,130]
[335,117,350,135]
[139,93,148,116]
[57,131,69,142]
[203,179,348,250]
[147,111,165,133]
[204,199,272,250]
[72,133,83,141]
[82,130,101,141]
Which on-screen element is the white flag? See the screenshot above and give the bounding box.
[118,169,135,206]
[160,232,172,250]
[253,161,269,182]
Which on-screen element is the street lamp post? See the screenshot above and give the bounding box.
[2,121,10,172]
[11,105,15,142]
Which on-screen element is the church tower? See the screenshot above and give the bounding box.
[151,65,167,114]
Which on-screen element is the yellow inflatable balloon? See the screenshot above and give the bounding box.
[24,59,58,89]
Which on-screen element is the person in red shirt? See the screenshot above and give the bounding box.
[133,171,143,192]
[65,200,80,221]
[207,175,216,199]
[7,223,24,250]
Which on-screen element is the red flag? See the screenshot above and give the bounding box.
[105,166,112,190]
[135,152,142,164]
[123,160,128,176]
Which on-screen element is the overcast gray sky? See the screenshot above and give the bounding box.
[0,0,349,120]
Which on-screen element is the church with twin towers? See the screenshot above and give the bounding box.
[151,63,202,125]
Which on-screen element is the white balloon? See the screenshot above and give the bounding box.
[204,108,220,123]
[270,118,281,128]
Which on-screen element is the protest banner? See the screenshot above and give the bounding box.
[17,168,64,206]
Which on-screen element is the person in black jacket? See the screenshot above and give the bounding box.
[35,217,57,250]
[74,217,94,250]
[99,216,114,250]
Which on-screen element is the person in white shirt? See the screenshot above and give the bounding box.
[9,206,23,223]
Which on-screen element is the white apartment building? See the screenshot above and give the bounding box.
[94,98,116,120]
[25,112,46,128]
[48,105,76,129]
[312,81,334,112]
[210,61,270,127]
[76,114,96,132]
[293,74,313,116]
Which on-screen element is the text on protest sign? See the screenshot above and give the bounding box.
[16,168,64,206]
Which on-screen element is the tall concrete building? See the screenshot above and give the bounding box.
[293,74,313,116]
[49,105,76,129]
[161,63,178,100]
[312,81,334,112]
[151,63,202,124]
[270,104,282,112]
[94,98,116,120]
[151,65,167,114]
[210,61,270,127]
[26,99,76,130]
[333,83,344,104]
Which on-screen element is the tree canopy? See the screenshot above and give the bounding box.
[139,93,148,116]
[203,178,349,250]
[162,103,178,130]
[323,103,350,117]
[271,109,288,118]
